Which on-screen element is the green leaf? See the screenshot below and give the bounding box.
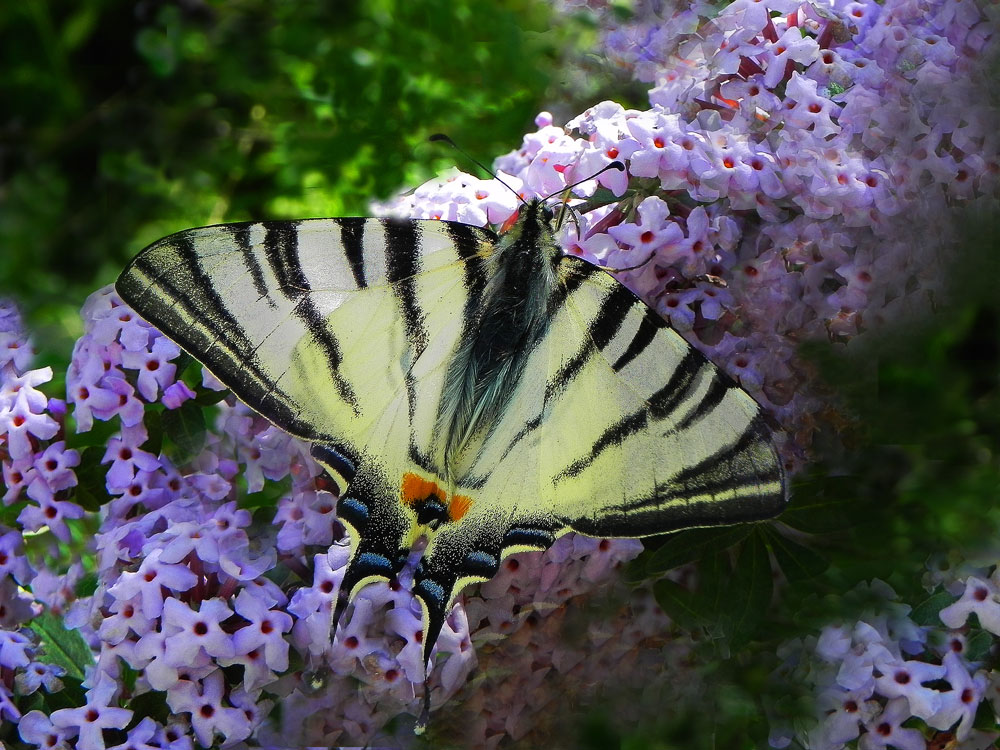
[74,571,98,598]
[162,399,207,463]
[73,445,112,511]
[31,611,95,681]
[965,630,993,661]
[0,499,27,526]
[651,578,705,632]
[143,407,164,457]
[645,525,752,575]
[776,483,866,534]
[194,387,230,406]
[910,591,957,626]
[720,531,773,648]
[765,529,828,583]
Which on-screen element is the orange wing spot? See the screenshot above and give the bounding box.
[449,494,472,521]
[401,472,444,506]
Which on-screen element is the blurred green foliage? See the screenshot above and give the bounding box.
[0,0,592,361]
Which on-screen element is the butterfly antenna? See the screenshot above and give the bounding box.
[429,133,526,206]
[541,160,625,204]
[545,160,625,233]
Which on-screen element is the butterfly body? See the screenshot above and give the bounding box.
[117,198,786,678]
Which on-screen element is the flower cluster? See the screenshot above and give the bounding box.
[385,0,999,473]
[3,0,998,745]
[769,571,1000,750]
[0,290,648,746]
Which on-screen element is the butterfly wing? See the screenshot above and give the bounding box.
[410,256,786,655]
[116,217,499,608]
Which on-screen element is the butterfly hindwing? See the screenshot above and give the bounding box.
[407,255,786,656]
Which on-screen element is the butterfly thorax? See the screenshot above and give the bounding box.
[435,200,560,474]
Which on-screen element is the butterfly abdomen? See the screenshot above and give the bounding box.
[436,201,560,464]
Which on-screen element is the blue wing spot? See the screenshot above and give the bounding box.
[338,497,369,525]
[356,552,394,576]
[415,578,446,607]
[463,550,498,577]
[503,526,555,549]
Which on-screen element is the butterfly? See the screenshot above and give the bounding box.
[116,193,787,696]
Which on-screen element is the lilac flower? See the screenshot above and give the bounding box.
[108,548,199,619]
[160,597,237,665]
[926,650,988,740]
[231,587,292,663]
[102,435,161,492]
[17,710,75,750]
[98,595,154,645]
[608,196,683,266]
[50,672,133,750]
[0,528,32,583]
[809,685,879,746]
[32,440,80,491]
[16,661,66,695]
[133,627,214,692]
[0,372,59,460]
[120,335,180,401]
[106,717,164,750]
[161,380,196,409]
[858,697,925,750]
[939,576,1000,635]
[872,655,946,720]
[168,669,252,747]
[17,497,85,543]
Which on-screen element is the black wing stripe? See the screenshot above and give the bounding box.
[125,238,315,436]
[228,224,275,308]
[552,349,706,483]
[336,217,368,289]
[384,220,426,352]
[612,307,666,372]
[262,223,361,415]
[671,372,734,434]
[631,418,784,509]
[545,283,635,401]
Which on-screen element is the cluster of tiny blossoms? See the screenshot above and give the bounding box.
[770,567,1000,750]
[384,0,999,473]
[0,287,649,747]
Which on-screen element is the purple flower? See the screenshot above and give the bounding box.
[810,685,879,746]
[168,669,252,747]
[106,717,164,750]
[50,672,133,750]
[0,528,32,583]
[98,595,154,645]
[0,374,59,460]
[859,696,924,750]
[17,497,85,543]
[32,440,80,492]
[161,597,237,665]
[940,576,1000,635]
[608,196,684,267]
[109,548,199,619]
[16,661,66,695]
[761,26,821,89]
[120,336,180,401]
[102,435,161,492]
[161,380,196,409]
[872,655,946,719]
[926,650,988,740]
[17,710,74,750]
